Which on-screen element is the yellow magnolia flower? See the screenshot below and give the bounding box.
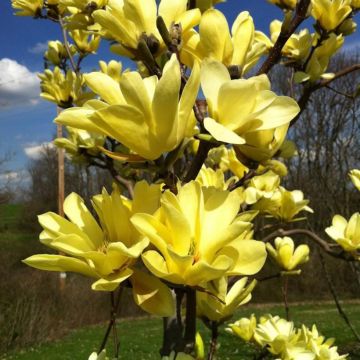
[182,10,268,75]
[338,17,357,35]
[24,182,174,316]
[269,20,313,61]
[56,55,200,161]
[278,140,298,159]
[352,0,360,7]
[266,237,310,271]
[92,0,201,58]
[99,60,123,83]
[12,0,43,16]
[311,0,352,31]
[45,41,76,66]
[54,126,105,162]
[226,314,257,342]
[253,187,313,222]
[301,325,348,359]
[295,33,344,83]
[325,213,360,251]
[197,277,256,323]
[70,30,101,54]
[258,160,288,177]
[131,181,267,287]
[39,67,94,107]
[196,166,238,190]
[206,146,248,179]
[244,171,280,205]
[201,59,299,161]
[254,315,301,356]
[349,169,360,191]
[267,0,298,10]
[88,350,108,360]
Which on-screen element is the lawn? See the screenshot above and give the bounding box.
[2,303,360,360]
[0,204,23,231]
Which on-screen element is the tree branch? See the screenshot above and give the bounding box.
[319,251,360,343]
[257,0,311,75]
[58,15,77,73]
[291,63,360,127]
[262,228,356,261]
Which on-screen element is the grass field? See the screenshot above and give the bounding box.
[1,204,360,359]
[2,303,360,360]
[0,204,23,230]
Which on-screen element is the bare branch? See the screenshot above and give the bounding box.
[257,0,311,75]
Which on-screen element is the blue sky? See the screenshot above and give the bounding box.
[0,0,359,185]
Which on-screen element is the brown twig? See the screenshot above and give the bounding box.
[262,228,356,261]
[98,287,123,355]
[183,287,197,354]
[58,15,77,73]
[257,0,311,75]
[282,276,290,320]
[291,63,360,127]
[207,321,219,360]
[319,251,360,343]
[183,140,214,182]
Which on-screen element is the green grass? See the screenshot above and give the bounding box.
[2,303,360,360]
[0,204,23,230]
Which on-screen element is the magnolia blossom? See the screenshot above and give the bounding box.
[266,237,310,271]
[325,213,360,251]
[200,59,299,161]
[132,181,266,287]
[56,55,200,161]
[24,181,175,316]
[311,0,352,31]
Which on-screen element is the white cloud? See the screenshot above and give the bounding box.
[28,42,48,54]
[0,170,30,186]
[0,171,19,181]
[24,142,54,159]
[0,58,40,109]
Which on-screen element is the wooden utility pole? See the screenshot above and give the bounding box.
[57,123,65,218]
[57,111,66,291]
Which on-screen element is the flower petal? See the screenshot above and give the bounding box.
[130,269,175,317]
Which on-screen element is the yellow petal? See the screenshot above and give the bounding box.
[91,268,133,291]
[130,269,175,317]
[178,60,201,136]
[185,256,232,286]
[63,193,103,249]
[84,72,124,105]
[231,12,254,68]
[199,9,233,64]
[98,147,146,163]
[23,254,97,278]
[254,94,300,130]
[55,107,104,135]
[159,0,187,27]
[92,105,156,159]
[224,240,267,275]
[131,213,170,255]
[142,250,184,284]
[200,59,230,115]
[204,117,245,144]
[123,0,157,34]
[120,71,152,121]
[152,54,181,144]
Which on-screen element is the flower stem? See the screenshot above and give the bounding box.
[282,276,290,320]
[207,321,219,360]
[183,287,197,354]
